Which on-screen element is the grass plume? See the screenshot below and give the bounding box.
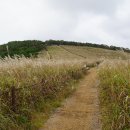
[99,60,130,130]
[0,56,89,130]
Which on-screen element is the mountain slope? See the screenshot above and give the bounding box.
[39,45,130,60]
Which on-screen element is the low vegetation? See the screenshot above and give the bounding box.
[45,40,130,53]
[59,45,129,60]
[0,56,89,130]
[99,60,130,130]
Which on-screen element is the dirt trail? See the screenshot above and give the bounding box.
[40,69,101,130]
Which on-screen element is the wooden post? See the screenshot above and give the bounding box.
[11,86,16,112]
[6,45,9,56]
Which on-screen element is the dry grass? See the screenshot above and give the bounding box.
[39,46,82,60]
[1,44,128,130]
[0,56,90,130]
[60,45,130,60]
[99,60,130,130]
[39,45,130,61]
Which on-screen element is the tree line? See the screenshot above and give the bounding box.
[45,40,130,53]
[0,40,46,58]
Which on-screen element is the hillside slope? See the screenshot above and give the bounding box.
[0,40,129,59]
[39,45,130,60]
[39,45,84,60]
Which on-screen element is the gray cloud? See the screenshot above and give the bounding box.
[46,0,122,14]
[0,0,130,48]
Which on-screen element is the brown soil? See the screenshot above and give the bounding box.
[40,69,101,130]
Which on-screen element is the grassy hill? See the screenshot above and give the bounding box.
[39,45,83,60]
[39,45,130,60]
[0,40,130,60]
[0,40,130,130]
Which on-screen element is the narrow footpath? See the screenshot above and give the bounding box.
[40,69,101,130]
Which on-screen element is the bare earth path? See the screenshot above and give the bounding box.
[40,69,101,130]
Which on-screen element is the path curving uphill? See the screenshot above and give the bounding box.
[40,69,101,130]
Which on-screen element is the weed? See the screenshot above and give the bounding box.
[99,60,130,130]
[0,56,88,129]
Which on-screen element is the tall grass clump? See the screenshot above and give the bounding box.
[99,60,130,130]
[0,56,88,130]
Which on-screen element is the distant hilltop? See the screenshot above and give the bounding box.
[0,39,129,58]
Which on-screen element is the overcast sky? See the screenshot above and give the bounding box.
[0,0,130,48]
